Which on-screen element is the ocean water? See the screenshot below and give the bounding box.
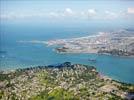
[0,22,134,84]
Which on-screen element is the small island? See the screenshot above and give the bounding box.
[0,62,134,100]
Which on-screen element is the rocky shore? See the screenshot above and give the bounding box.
[0,62,134,100]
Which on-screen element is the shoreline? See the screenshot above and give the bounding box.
[0,62,133,85]
[0,62,134,99]
[17,29,134,57]
[44,29,134,57]
[55,50,134,58]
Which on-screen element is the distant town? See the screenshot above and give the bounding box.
[45,29,134,57]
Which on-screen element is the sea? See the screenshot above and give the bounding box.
[0,21,134,84]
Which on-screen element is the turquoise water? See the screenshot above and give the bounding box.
[0,23,134,84]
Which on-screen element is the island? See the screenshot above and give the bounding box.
[0,62,134,100]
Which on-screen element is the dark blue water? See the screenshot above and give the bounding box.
[0,22,134,84]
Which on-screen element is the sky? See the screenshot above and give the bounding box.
[0,0,134,25]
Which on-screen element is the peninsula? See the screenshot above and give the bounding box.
[0,62,134,100]
[45,29,134,57]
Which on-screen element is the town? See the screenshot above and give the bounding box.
[45,29,134,57]
[0,62,134,99]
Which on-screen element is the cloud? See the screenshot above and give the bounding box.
[62,8,74,17]
[87,9,97,17]
[104,10,118,19]
[120,7,134,20]
[65,8,73,14]
[1,8,133,21]
[0,12,42,20]
[46,8,74,19]
[49,12,59,17]
[127,7,134,14]
[0,8,75,20]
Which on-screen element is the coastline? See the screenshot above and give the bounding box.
[44,29,134,57]
[0,62,134,99]
[1,62,133,85]
[55,48,134,58]
[17,29,134,57]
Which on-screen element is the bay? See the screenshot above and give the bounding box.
[0,23,134,84]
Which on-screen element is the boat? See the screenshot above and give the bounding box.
[88,59,97,63]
